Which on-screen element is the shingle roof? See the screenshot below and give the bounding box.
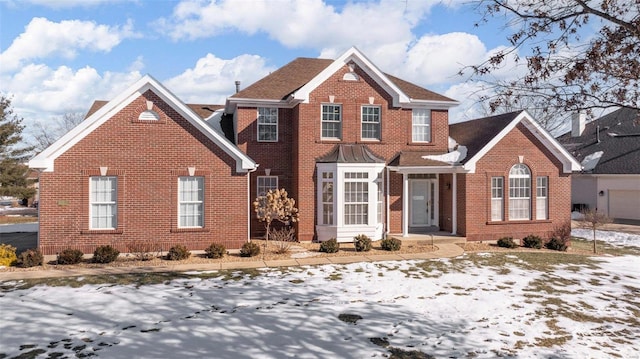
[449,111,521,164]
[316,144,385,163]
[84,101,222,120]
[231,57,456,103]
[387,151,451,167]
[557,108,640,174]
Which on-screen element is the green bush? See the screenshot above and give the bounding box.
[57,248,84,265]
[17,248,44,268]
[353,234,372,252]
[319,238,340,253]
[93,245,120,264]
[380,237,402,251]
[546,237,569,251]
[240,242,261,257]
[497,237,518,248]
[522,235,543,249]
[0,243,17,266]
[166,244,191,261]
[205,243,226,259]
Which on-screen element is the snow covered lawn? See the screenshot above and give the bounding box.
[1,249,639,358]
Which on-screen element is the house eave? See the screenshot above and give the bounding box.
[387,165,467,174]
[224,97,301,113]
[403,99,460,109]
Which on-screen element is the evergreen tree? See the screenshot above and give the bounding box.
[0,96,36,201]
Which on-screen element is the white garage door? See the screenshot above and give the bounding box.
[609,190,640,220]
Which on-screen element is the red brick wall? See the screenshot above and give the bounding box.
[460,123,572,241]
[38,90,250,255]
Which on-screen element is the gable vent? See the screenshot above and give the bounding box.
[138,110,160,121]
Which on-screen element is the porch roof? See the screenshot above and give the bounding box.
[387,151,464,173]
[316,144,385,163]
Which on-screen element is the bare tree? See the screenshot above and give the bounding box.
[253,188,299,257]
[465,1,640,116]
[29,112,84,152]
[579,208,613,254]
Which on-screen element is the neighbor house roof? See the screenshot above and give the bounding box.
[227,47,457,111]
[557,107,640,174]
[29,75,256,173]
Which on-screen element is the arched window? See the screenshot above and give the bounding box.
[509,164,531,220]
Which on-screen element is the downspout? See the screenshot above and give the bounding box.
[247,166,258,243]
[402,173,409,237]
[385,166,390,239]
[451,172,457,235]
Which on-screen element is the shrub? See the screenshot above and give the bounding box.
[166,244,191,261]
[92,245,120,264]
[353,234,372,252]
[205,243,226,259]
[319,238,340,253]
[57,248,84,265]
[240,242,261,257]
[546,237,569,251]
[497,237,518,248]
[380,237,402,251]
[17,248,44,268]
[522,235,543,249]
[549,221,572,242]
[269,227,297,254]
[0,243,17,266]
[126,240,159,261]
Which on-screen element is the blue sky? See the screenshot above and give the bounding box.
[1,0,525,140]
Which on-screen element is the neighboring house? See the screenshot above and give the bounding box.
[29,75,257,255]
[558,108,640,221]
[30,47,581,254]
[226,47,580,242]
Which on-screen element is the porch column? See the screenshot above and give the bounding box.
[402,173,409,237]
[451,173,457,235]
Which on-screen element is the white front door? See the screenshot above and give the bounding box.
[410,179,437,227]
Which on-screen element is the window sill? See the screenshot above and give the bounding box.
[81,229,124,234]
[406,142,434,146]
[486,219,551,225]
[171,228,210,233]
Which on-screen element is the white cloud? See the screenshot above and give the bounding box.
[164,53,275,104]
[0,17,138,72]
[445,81,494,123]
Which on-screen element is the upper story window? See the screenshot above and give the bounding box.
[90,176,118,229]
[361,105,381,140]
[412,109,431,143]
[509,164,531,220]
[257,107,278,142]
[178,176,204,228]
[321,104,342,140]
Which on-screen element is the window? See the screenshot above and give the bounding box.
[491,177,504,221]
[257,107,278,142]
[412,109,431,142]
[90,176,117,229]
[322,104,342,139]
[536,176,548,220]
[509,164,531,220]
[321,172,334,225]
[344,172,368,225]
[361,106,381,140]
[178,177,204,228]
[257,176,278,196]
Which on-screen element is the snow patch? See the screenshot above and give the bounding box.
[581,151,603,171]
[422,145,467,164]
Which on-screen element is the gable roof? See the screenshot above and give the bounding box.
[227,47,457,111]
[85,100,222,121]
[557,107,640,174]
[29,75,257,173]
[450,111,581,173]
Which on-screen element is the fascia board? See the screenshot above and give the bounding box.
[387,165,467,174]
[403,99,460,109]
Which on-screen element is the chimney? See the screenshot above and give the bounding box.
[235,80,241,94]
[571,112,586,137]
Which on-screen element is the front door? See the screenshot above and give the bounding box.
[410,179,437,227]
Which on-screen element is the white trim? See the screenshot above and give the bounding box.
[256,175,278,197]
[461,111,581,174]
[451,173,457,235]
[29,74,257,173]
[257,107,278,142]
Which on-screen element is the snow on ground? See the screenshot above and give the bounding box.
[1,252,639,358]
[572,227,640,247]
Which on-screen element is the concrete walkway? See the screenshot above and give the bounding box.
[0,236,466,281]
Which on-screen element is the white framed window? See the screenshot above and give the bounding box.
[491,177,504,221]
[321,172,334,225]
[257,107,278,142]
[361,105,381,140]
[536,176,548,220]
[257,176,278,196]
[344,172,368,225]
[509,164,531,220]
[412,109,431,143]
[90,176,117,229]
[321,104,342,139]
[178,176,204,228]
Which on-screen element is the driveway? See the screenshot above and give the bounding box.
[0,223,38,254]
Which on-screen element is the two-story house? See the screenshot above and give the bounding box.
[29,47,580,254]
